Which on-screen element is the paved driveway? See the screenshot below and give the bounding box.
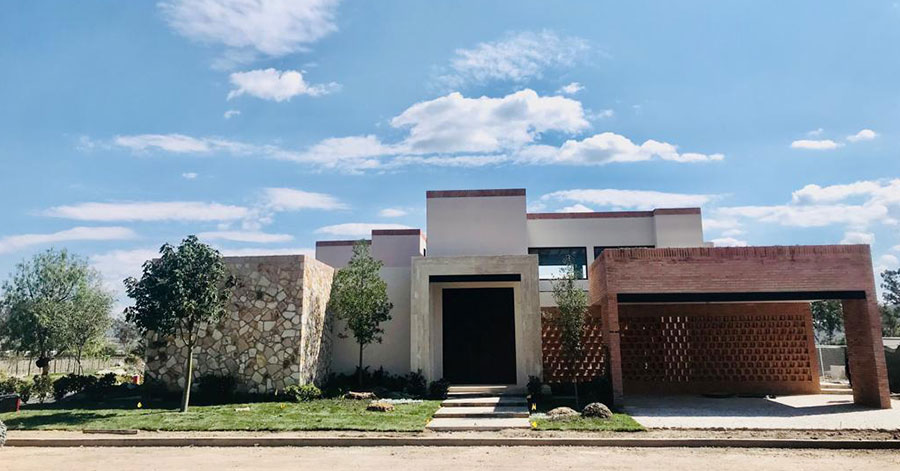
[623,394,900,430]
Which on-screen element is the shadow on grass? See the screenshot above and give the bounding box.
[3,411,121,429]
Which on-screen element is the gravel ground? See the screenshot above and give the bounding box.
[2,446,899,470]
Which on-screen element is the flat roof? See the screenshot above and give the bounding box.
[315,240,370,247]
[426,188,526,199]
[527,207,701,220]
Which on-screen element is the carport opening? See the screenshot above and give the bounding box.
[616,291,868,401]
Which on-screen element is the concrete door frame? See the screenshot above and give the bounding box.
[410,255,542,387]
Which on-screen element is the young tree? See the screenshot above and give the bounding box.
[881,269,900,337]
[65,279,113,373]
[328,241,393,387]
[0,249,111,376]
[124,236,233,412]
[551,257,588,407]
[811,300,844,344]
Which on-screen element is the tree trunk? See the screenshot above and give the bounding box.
[357,343,364,388]
[181,344,194,413]
[76,348,83,375]
[573,381,580,409]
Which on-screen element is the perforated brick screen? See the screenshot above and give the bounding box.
[541,306,605,383]
[618,303,820,395]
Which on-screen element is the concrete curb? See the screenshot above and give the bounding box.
[5,436,900,449]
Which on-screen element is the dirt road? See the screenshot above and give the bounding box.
[2,446,899,470]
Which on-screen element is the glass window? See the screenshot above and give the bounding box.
[528,247,587,279]
[593,246,653,259]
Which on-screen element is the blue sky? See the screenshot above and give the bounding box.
[2,1,900,308]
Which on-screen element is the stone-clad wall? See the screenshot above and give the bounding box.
[144,255,334,393]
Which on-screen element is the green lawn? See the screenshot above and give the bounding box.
[0,398,442,432]
[530,397,645,432]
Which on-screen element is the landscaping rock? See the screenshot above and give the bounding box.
[346,391,376,400]
[366,401,395,412]
[547,406,579,420]
[582,402,613,419]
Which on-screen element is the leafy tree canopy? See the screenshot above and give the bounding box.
[811,300,844,344]
[0,248,112,374]
[124,235,233,411]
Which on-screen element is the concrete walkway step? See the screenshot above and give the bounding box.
[426,417,532,431]
[446,385,524,397]
[433,406,529,419]
[441,396,528,407]
[821,387,853,395]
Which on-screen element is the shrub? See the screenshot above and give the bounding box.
[196,374,237,402]
[53,374,98,400]
[527,375,543,398]
[405,370,427,398]
[428,378,450,399]
[0,376,33,403]
[31,375,53,403]
[284,384,322,402]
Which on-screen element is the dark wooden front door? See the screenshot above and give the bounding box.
[442,287,516,384]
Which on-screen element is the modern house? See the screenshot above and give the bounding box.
[145,188,891,409]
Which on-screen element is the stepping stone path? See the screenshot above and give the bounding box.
[426,386,531,431]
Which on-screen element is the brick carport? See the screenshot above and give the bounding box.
[589,245,891,409]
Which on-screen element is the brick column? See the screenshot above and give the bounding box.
[842,298,891,408]
[602,295,624,402]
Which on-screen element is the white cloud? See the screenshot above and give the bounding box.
[807,128,824,137]
[790,139,842,150]
[90,248,158,295]
[315,223,412,237]
[847,129,877,142]
[197,231,293,243]
[223,109,241,119]
[0,226,136,254]
[438,31,589,87]
[45,201,250,222]
[159,0,340,61]
[181,172,198,180]
[520,132,724,165]
[379,208,408,218]
[542,189,716,210]
[557,82,584,95]
[114,134,219,153]
[262,187,347,211]
[227,68,338,101]
[591,109,614,119]
[840,231,875,245]
[877,254,900,272]
[100,89,722,172]
[390,89,589,154]
[710,237,748,247]
[703,217,742,232]
[791,181,883,204]
[716,204,888,228]
[557,204,594,213]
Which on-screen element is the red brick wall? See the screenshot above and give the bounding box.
[619,303,820,395]
[541,306,604,383]
[589,245,891,408]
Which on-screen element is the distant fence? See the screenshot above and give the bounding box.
[1,355,128,377]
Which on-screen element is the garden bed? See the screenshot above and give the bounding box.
[530,397,644,432]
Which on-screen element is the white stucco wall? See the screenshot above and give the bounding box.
[653,212,704,247]
[372,232,425,267]
[315,243,357,268]
[526,216,656,248]
[426,193,527,257]
[330,267,411,375]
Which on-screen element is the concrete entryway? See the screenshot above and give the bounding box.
[426,386,530,431]
[623,394,900,430]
